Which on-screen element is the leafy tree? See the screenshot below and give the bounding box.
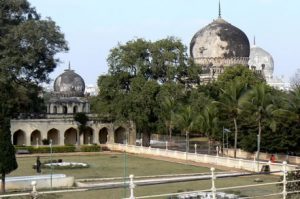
[239,84,276,160]
[74,113,89,145]
[0,0,68,193]
[197,104,219,154]
[95,37,194,145]
[215,80,249,158]
[174,105,199,155]
[216,65,265,89]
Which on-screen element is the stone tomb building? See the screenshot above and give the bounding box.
[11,67,136,146]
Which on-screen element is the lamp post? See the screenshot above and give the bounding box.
[49,139,53,190]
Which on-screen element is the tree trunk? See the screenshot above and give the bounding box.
[208,139,211,154]
[1,172,5,193]
[256,120,262,161]
[142,131,151,147]
[185,131,189,153]
[168,123,172,142]
[233,117,238,158]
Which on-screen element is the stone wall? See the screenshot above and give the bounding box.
[107,143,298,173]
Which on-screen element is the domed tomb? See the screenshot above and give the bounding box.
[190,18,250,67]
[47,65,90,115]
[54,68,85,97]
[248,44,274,79]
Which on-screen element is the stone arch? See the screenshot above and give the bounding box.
[83,127,93,145]
[64,128,77,145]
[63,106,68,114]
[13,130,26,146]
[73,106,78,114]
[99,127,108,144]
[47,128,59,145]
[114,127,126,144]
[53,106,57,114]
[31,130,42,146]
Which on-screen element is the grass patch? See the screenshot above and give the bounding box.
[8,153,282,198]
[10,153,212,179]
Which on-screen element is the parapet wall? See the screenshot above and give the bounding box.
[107,143,298,173]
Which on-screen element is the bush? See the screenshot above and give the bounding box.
[15,145,76,153]
[42,139,50,145]
[80,145,101,152]
[278,170,300,199]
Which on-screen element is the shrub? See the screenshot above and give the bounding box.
[42,139,50,145]
[80,145,101,152]
[278,170,300,199]
[15,145,76,153]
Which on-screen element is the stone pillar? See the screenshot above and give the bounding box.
[59,129,65,146]
[93,128,99,144]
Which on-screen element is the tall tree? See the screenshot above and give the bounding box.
[96,37,194,145]
[239,84,275,160]
[174,105,199,156]
[216,80,249,158]
[0,0,68,192]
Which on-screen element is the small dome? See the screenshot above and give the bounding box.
[190,18,250,60]
[248,45,274,79]
[54,68,85,97]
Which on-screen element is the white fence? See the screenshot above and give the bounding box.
[123,165,300,199]
[107,143,298,173]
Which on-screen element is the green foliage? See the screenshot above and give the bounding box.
[15,145,76,153]
[80,145,101,152]
[0,118,18,183]
[216,65,265,89]
[278,170,300,199]
[0,0,68,192]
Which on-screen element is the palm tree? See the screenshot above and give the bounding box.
[198,104,219,154]
[174,105,199,158]
[160,96,176,141]
[215,80,248,158]
[239,84,274,160]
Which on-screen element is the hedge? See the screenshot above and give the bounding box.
[15,145,76,153]
[80,145,101,152]
[15,145,103,153]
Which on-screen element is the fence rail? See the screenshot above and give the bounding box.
[124,165,300,199]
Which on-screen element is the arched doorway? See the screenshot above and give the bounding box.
[31,130,41,146]
[114,127,126,144]
[47,129,59,145]
[99,127,108,144]
[64,128,77,145]
[83,127,93,145]
[13,130,26,146]
[53,106,57,114]
[63,106,68,114]
[73,106,78,114]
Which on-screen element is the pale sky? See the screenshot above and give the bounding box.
[29,0,300,86]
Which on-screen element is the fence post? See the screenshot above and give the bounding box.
[211,167,216,199]
[129,174,135,199]
[194,144,197,154]
[166,141,168,150]
[282,161,287,199]
[30,181,38,199]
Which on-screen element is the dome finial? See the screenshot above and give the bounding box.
[253,36,256,46]
[218,0,222,18]
[68,61,71,70]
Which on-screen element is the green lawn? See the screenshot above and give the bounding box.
[10,153,211,179]
[7,153,282,199]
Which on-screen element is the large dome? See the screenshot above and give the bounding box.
[54,68,85,97]
[190,18,250,64]
[248,45,274,79]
